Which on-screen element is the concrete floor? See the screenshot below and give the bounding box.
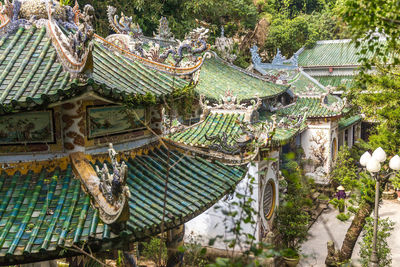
[300,199,400,267]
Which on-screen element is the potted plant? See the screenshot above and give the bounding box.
[275,200,309,267]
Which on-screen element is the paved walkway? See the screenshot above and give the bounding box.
[300,199,400,266]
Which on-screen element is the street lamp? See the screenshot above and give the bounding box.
[360,147,400,267]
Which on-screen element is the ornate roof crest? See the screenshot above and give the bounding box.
[204,114,277,156]
[0,0,79,33]
[47,2,94,81]
[200,91,262,112]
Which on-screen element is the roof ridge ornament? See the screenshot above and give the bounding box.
[204,113,277,156]
[69,143,130,230]
[250,45,299,71]
[47,1,94,81]
[200,91,262,112]
[107,5,143,38]
[153,16,175,41]
[276,109,308,129]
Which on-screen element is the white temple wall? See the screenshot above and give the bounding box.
[300,120,339,177]
[184,151,280,251]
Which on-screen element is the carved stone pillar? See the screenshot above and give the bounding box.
[62,100,85,152]
[166,224,185,267]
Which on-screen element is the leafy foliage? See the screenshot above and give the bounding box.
[142,237,167,267]
[330,145,358,190]
[274,201,309,250]
[347,69,400,155]
[336,212,350,222]
[275,153,310,252]
[359,217,395,267]
[341,0,400,66]
[78,0,257,39]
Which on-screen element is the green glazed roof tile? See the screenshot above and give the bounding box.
[168,112,246,148]
[92,42,189,97]
[298,40,375,67]
[277,96,343,118]
[169,110,307,148]
[288,71,326,95]
[314,75,355,88]
[339,115,362,130]
[0,147,245,265]
[196,56,289,101]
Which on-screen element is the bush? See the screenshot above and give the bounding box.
[142,237,167,267]
[336,213,350,222]
[275,200,309,250]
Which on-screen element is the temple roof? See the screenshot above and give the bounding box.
[314,75,355,89]
[168,112,245,148]
[168,111,306,148]
[195,55,289,101]
[339,114,362,130]
[297,40,374,68]
[0,146,245,265]
[277,96,345,118]
[0,25,188,112]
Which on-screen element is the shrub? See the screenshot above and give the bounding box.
[142,237,167,267]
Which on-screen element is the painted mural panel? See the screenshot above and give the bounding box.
[0,110,54,144]
[87,106,145,139]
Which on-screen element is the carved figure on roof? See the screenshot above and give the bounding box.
[272,48,286,65]
[158,27,209,66]
[96,143,130,205]
[154,16,175,41]
[67,5,94,61]
[250,45,262,65]
[107,6,143,38]
[214,26,237,63]
[276,108,308,129]
[47,1,94,80]
[0,0,13,20]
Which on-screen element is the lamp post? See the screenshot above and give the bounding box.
[359,148,400,267]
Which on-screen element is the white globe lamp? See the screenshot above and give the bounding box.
[366,157,381,173]
[389,155,400,171]
[372,147,387,163]
[360,151,372,167]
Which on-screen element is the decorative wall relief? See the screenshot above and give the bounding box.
[0,110,54,144]
[87,105,145,139]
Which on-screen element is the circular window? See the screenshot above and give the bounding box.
[263,179,276,220]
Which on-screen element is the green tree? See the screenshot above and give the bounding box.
[330,145,358,190]
[323,1,400,264]
[79,0,257,39]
